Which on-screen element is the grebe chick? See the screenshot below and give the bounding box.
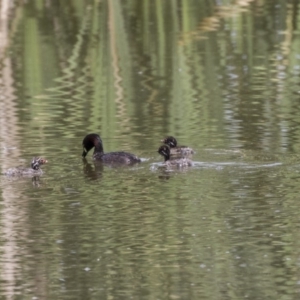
[82,133,141,164]
[4,157,48,176]
[161,136,194,157]
[158,145,192,168]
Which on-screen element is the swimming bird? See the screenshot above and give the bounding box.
[3,157,48,176]
[82,133,141,164]
[161,136,194,157]
[158,145,192,168]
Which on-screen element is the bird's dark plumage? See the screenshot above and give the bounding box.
[161,136,194,157]
[82,133,141,164]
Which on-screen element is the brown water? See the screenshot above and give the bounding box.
[1,0,300,299]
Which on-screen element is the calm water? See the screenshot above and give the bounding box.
[1,0,300,299]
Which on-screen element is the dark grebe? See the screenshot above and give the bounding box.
[161,136,194,156]
[158,145,192,167]
[82,133,141,164]
[4,157,48,176]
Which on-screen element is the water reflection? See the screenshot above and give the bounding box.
[1,175,44,187]
[82,158,104,181]
[1,0,300,299]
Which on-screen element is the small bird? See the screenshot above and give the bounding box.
[158,145,192,168]
[82,133,141,164]
[161,136,194,157]
[3,157,48,176]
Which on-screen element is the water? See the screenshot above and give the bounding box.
[1,0,300,299]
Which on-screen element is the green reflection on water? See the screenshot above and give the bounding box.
[1,0,300,299]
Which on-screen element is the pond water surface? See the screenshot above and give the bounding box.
[1,0,300,299]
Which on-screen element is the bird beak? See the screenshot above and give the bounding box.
[82,149,88,158]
